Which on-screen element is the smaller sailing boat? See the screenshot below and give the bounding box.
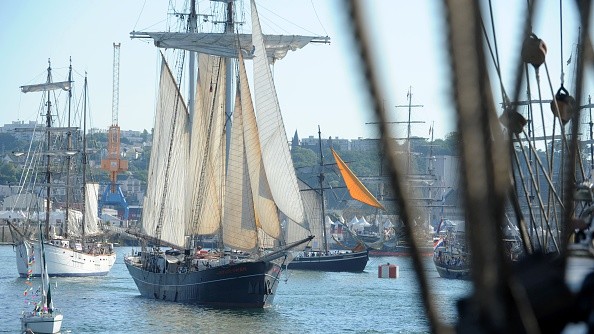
[286,128,383,272]
[21,221,63,333]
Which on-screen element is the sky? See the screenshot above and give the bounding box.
[0,1,588,142]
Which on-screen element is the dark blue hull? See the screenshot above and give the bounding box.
[125,259,281,308]
[285,250,369,272]
[433,259,471,280]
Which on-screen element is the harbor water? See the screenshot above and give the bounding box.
[0,246,471,333]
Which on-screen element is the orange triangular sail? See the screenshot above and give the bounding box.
[331,148,385,210]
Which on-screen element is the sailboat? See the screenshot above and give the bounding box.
[21,219,64,333]
[123,0,325,307]
[284,128,382,272]
[9,60,116,277]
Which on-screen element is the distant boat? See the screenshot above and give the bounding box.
[363,217,435,257]
[368,242,434,257]
[284,128,383,272]
[123,0,324,307]
[432,219,471,280]
[9,60,116,277]
[21,221,63,333]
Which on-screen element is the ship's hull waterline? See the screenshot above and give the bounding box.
[125,257,282,308]
[433,260,471,280]
[285,250,369,272]
[15,241,116,277]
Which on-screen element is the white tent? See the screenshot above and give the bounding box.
[325,215,335,227]
[383,219,394,229]
[359,216,371,227]
[348,216,360,228]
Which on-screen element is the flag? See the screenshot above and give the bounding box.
[433,237,444,250]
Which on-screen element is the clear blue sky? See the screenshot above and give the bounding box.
[0,1,586,141]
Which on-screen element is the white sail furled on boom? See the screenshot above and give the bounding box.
[83,182,101,236]
[20,81,71,93]
[187,54,227,236]
[251,0,305,226]
[141,57,190,247]
[130,32,329,62]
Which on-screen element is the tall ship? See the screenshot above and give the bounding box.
[8,60,116,277]
[123,0,327,307]
[284,127,380,272]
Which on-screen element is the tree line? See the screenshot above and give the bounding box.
[0,130,461,190]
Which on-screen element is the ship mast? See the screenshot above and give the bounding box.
[44,60,53,238]
[395,86,425,174]
[224,0,234,162]
[64,59,73,238]
[82,74,88,239]
[317,126,329,254]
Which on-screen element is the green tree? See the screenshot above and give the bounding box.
[291,146,318,168]
[141,129,149,142]
[0,133,29,153]
[0,160,20,184]
[444,131,460,155]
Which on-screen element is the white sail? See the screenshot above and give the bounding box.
[84,182,101,235]
[187,54,227,236]
[222,85,258,252]
[62,209,82,237]
[285,180,318,247]
[141,57,189,247]
[130,32,328,62]
[238,48,282,240]
[251,0,305,225]
[65,183,100,237]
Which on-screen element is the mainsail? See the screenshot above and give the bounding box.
[187,54,227,236]
[222,53,258,252]
[331,148,384,210]
[141,57,190,248]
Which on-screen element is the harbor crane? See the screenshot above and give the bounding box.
[99,43,129,220]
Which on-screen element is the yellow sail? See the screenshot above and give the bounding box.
[331,148,384,210]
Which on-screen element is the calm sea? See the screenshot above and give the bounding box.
[0,245,470,333]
